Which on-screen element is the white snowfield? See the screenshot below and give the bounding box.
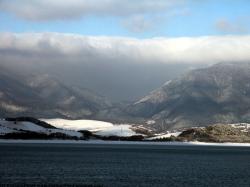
[95,125,137,137]
[229,123,250,131]
[43,118,138,137]
[0,123,19,135]
[147,131,182,140]
[0,119,82,137]
[43,119,113,131]
[0,118,140,138]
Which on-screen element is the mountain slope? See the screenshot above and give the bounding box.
[0,66,112,119]
[129,63,250,131]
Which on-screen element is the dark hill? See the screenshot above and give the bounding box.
[129,63,250,131]
[0,66,112,119]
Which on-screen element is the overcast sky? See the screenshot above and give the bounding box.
[0,0,250,64]
[0,0,250,101]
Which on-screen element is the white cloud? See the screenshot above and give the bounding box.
[0,0,188,33]
[0,0,184,21]
[1,32,250,65]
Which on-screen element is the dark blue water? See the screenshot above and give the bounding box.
[1,143,250,187]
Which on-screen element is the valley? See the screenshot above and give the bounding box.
[2,62,250,133]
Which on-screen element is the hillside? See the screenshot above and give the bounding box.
[177,124,250,143]
[3,62,250,132]
[0,65,112,119]
[0,117,145,140]
[129,63,250,131]
[0,117,83,139]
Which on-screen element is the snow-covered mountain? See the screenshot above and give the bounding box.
[3,62,250,133]
[0,65,112,119]
[129,63,250,131]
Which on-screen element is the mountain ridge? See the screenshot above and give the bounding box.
[0,65,112,119]
[2,62,250,132]
[129,62,250,131]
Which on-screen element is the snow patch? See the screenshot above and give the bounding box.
[0,119,45,132]
[0,119,82,138]
[0,124,18,135]
[147,131,182,140]
[146,120,155,125]
[134,88,167,104]
[43,118,114,131]
[43,119,141,137]
[95,125,136,137]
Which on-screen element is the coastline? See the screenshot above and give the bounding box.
[1,139,250,147]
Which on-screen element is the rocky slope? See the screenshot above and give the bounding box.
[2,62,250,132]
[0,66,112,119]
[177,124,250,143]
[129,63,250,131]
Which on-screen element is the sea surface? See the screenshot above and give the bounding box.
[1,143,250,187]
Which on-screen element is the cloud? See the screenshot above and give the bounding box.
[215,19,249,34]
[1,32,250,66]
[0,0,184,21]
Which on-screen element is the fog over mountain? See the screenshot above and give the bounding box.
[0,65,112,119]
[1,32,250,129]
[18,63,198,102]
[2,33,250,101]
[3,61,250,132]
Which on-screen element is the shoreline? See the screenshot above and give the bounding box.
[1,139,250,147]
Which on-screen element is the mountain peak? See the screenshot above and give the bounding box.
[130,63,250,131]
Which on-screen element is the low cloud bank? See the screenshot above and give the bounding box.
[1,32,250,65]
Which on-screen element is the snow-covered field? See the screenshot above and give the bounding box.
[3,118,250,145]
[95,125,137,137]
[0,120,45,133]
[0,119,82,137]
[0,118,142,138]
[43,118,139,137]
[0,123,19,135]
[147,131,182,140]
[43,119,114,131]
[229,123,250,132]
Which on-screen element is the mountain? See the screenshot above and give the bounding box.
[129,63,250,131]
[0,65,112,119]
[3,62,250,133]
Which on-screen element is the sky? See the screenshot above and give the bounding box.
[0,0,250,101]
[0,0,250,65]
[0,0,250,38]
